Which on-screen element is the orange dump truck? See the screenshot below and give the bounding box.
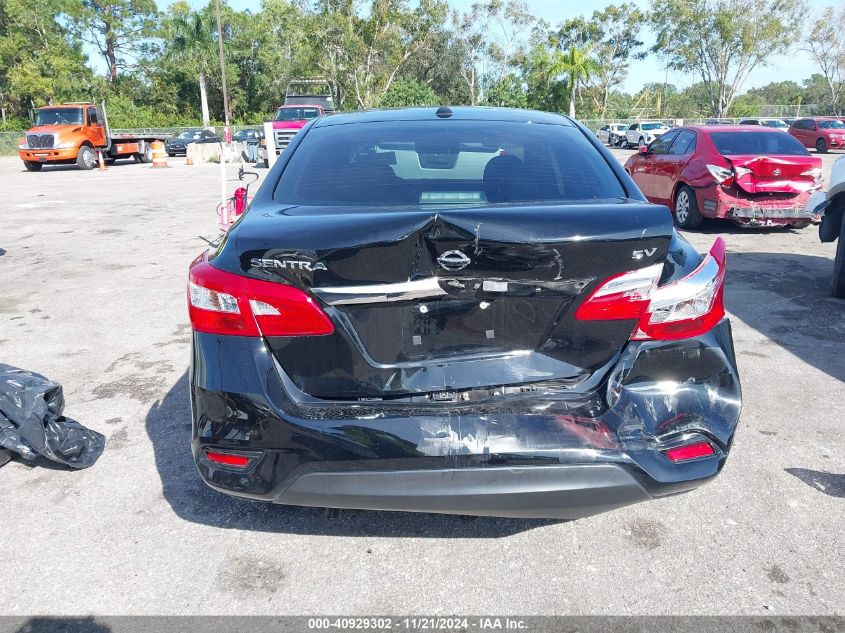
[18,102,168,171]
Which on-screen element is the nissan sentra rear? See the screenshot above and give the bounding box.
[187,107,742,519]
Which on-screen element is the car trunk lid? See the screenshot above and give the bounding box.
[226,201,674,400]
[727,155,821,194]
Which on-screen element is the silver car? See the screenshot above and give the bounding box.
[596,123,628,146]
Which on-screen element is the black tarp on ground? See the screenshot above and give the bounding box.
[0,364,105,468]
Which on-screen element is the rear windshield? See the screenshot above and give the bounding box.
[710,131,809,156]
[273,120,625,206]
[275,107,321,121]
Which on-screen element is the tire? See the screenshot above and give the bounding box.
[832,211,845,298]
[816,138,828,154]
[23,161,43,172]
[167,152,175,157]
[674,185,703,230]
[263,158,269,169]
[137,144,153,164]
[76,144,96,170]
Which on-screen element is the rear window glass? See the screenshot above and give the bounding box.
[709,131,809,156]
[273,120,625,206]
[275,107,321,121]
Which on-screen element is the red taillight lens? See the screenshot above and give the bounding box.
[206,450,251,467]
[664,441,715,462]
[706,163,734,186]
[576,238,726,341]
[574,264,662,321]
[188,253,334,337]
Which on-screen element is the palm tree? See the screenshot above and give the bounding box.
[548,45,598,119]
[166,12,217,127]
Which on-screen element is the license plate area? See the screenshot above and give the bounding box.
[342,296,569,364]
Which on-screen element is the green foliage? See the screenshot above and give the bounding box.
[485,75,527,109]
[376,79,439,107]
[650,0,806,116]
[0,0,839,130]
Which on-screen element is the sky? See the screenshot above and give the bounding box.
[150,0,838,96]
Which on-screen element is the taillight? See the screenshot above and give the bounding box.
[802,167,823,186]
[206,450,251,468]
[187,253,334,337]
[576,238,726,341]
[706,164,733,186]
[664,441,715,462]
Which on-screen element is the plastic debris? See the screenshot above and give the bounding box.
[0,364,105,468]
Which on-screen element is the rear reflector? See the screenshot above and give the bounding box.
[664,441,715,462]
[576,238,726,341]
[206,451,251,467]
[188,252,334,337]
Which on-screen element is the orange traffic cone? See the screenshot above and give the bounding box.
[97,151,106,171]
[151,141,169,168]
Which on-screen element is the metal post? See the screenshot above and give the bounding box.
[214,0,230,128]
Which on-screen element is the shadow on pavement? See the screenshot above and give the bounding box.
[13,618,112,633]
[785,468,845,498]
[146,372,559,537]
[726,251,845,382]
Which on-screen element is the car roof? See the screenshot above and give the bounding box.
[684,125,781,132]
[313,107,575,128]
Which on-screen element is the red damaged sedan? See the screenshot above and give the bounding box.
[625,125,823,229]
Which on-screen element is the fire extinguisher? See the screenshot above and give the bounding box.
[233,186,247,217]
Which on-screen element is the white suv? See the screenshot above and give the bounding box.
[625,121,670,148]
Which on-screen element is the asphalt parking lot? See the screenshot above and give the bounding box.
[1,148,844,616]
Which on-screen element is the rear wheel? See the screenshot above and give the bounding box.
[674,186,703,230]
[136,144,153,163]
[832,211,845,298]
[816,138,828,154]
[76,144,96,170]
[23,161,43,172]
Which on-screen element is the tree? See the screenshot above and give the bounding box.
[548,44,598,118]
[485,73,527,108]
[376,78,439,107]
[802,6,845,114]
[164,6,218,127]
[651,0,806,117]
[453,0,536,105]
[0,0,93,122]
[71,0,157,82]
[585,4,646,117]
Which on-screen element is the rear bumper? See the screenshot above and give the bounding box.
[189,319,741,518]
[700,185,820,226]
[271,464,654,519]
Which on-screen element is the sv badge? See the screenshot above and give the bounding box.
[632,248,657,260]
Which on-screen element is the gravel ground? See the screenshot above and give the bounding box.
[0,148,843,616]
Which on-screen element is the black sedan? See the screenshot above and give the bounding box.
[165,128,220,156]
[186,107,741,519]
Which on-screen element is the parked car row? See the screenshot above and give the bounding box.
[162,127,264,160]
[597,121,672,148]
